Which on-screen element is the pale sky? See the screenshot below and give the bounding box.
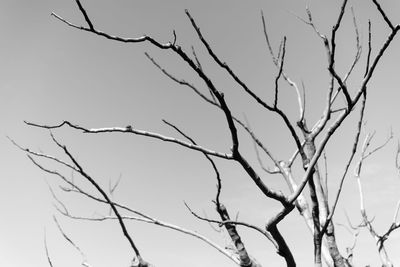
[1,0,400,266]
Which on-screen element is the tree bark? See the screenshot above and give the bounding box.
[216,203,261,267]
[267,224,296,267]
[304,139,347,267]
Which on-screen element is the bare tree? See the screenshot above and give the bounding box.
[12,0,400,266]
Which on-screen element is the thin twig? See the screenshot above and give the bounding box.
[53,216,90,266]
[44,231,54,267]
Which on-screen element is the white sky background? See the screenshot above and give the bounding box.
[1,0,400,266]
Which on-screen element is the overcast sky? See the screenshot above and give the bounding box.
[1,0,400,266]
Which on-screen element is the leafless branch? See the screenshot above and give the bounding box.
[303,6,329,42]
[336,216,360,265]
[253,141,280,174]
[44,231,54,267]
[243,116,281,175]
[59,209,241,265]
[144,52,218,107]
[29,141,240,264]
[363,131,393,160]
[261,11,306,141]
[354,130,393,177]
[52,3,241,164]
[109,174,122,197]
[8,135,78,171]
[56,140,145,263]
[146,51,287,183]
[365,20,372,77]
[161,119,223,204]
[162,119,266,266]
[322,90,366,235]
[352,127,398,267]
[188,8,305,159]
[273,37,286,109]
[162,117,287,206]
[47,181,69,215]
[52,2,174,50]
[355,25,400,104]
[25,120,232,159]
[53,216,91,267]
[108,174,122,215]
[372,0,395,31]
[252,139,280,175]
[327,1,353,109]
[337,6,363,88]
[330,6,362,92]
[288,0,400,221]
[16,129,148,264]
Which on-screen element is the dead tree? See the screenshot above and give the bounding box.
[12,0,400,266]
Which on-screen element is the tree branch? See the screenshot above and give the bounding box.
[25,120,232,159]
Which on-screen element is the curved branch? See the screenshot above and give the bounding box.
[25,120,232,159]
